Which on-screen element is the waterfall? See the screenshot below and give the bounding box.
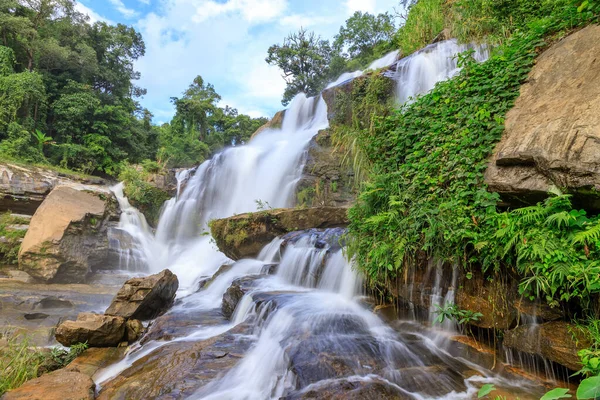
[395,39,489,104]
[97,39,550,399]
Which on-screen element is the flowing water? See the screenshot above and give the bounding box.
[97,41,551,399]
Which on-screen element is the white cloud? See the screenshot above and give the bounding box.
[279,14,335,29]
[108,0,138,18]
[345,0,376,14]
[74,2,111,23]
[193,0,287,23]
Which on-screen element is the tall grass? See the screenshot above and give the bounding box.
[394,0,445,55]
[0,335,45,396]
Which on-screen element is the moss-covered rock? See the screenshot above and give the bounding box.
[210,207,349,260]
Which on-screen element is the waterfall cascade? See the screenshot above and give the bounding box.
[99,40,551,399]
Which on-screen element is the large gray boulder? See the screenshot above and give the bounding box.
[485,25,600,208]
[105,269,179,320]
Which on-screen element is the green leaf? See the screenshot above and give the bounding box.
[577,376,600,399]
[540,388,571,400]
[478,384,495,398]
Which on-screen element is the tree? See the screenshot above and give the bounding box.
[333,11,396,62]
[266,28,332,106]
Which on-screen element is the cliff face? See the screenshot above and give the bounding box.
[485,24,600,209]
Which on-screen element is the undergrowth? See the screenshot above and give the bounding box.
[0,334,88,395]
[347,1,599,309]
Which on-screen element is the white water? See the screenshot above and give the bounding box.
[326,49,400,88]
[395,39,489,104]
[98,39,546,399]
[109,93,328,295]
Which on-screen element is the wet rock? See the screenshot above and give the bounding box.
[66,347,127,378]
[222,276,261,319]
[1,369,95,400]
[142,308,227,343]
[23,312,49,320]
[283,378,415,399]
[210,207,348,260]
[35,296,74,309]
[503,321,590,371]
[485,25,600,209]
[126,319,144,342]
[455,273,516,330]
[97,325,253,400]
[261,263,278,275]
[18,186,119,283]
[55,312,127,347]
[514,299,563,322]
[105,269,178,320]
[196,264,233,292]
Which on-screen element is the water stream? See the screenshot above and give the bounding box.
[97,41,550,399]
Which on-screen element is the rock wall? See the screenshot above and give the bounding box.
[485,24,600,209]
[0,162,109,215]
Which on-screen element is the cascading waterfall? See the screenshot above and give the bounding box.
[96,40,551,399]
[109,93,328,294]
[395,39,489,104]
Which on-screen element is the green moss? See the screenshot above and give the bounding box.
[118,164,171,226]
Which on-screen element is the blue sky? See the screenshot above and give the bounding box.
[75,0,401,123]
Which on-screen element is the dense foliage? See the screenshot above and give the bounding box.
[160,75,267,167]
[0,1,267,175]
[347,0,600,312]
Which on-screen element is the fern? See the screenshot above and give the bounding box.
[573,222,600,245]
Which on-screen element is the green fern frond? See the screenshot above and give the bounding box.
[573,221,600,245]
[545,211,573,229]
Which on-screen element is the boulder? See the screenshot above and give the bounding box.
[55,312,127,347]
[1,370,95,400]
[503,321,590,371]
[210,207,349,260]
[18,186,118,283]
[105,269,178,320]
[485,25,600,209]
[0,162,108,215]
[222,276,261,319]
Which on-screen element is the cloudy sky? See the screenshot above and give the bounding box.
[74,0,401,123]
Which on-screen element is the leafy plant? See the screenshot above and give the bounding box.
[434,303,483,325]
[31,129,53,153]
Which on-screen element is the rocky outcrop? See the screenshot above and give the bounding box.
[210,207,349,260]
[250,110,285,140]
[18,186,118,283]
[1,369,95,400]
[485,25,600,208]
[55,312,127,347]
[296,130,356,208]
[503,321,590,371]
[0,162,109,215]
[105,269,179,320]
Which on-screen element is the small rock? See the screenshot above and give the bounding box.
[105,269,179,320]
[1,369,95,400]
[55,312,126,347]
[126,319,144,342]
[23,312,49,321]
